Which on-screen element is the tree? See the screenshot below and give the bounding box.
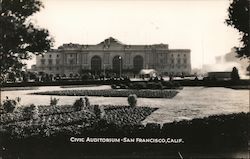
[225,0,249,58]
[0,0,53,82]
[231,67,240,80]
[127,94,137,107]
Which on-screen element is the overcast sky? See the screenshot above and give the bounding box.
[29,0,240,69]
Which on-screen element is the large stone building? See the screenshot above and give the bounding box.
[34,37,191,76]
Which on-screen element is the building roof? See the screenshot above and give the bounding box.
[98,37,124,45]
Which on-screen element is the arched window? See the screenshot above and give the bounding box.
[91,56,102,71]
[133,55,143,72]
[112,56,123,73]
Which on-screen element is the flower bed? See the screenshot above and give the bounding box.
[1,105,157,138]
[0,105,76,125]
[32,89,179,98]
[104,106,158,126]
[111,81,183,90]
[1,110,94,138]
[7,110,94,127]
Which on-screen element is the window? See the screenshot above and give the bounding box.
[83,54,88,64]
[184,59,187,64]
[171,59,174,64]
[177,58,181,64]
[41,59,45,65]
[56,67,59,70]
[57,54,59,58]
[49,67,52,70]
[42,55,44,58]
[56,59,60,65]
[69,59,75,64]
[48,59,53,65]
[104,53,110,64]
[49,54,52,58]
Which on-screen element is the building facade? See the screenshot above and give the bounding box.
[34,37,191,76]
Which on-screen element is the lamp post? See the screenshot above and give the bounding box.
[119,56,122,78]
[103,64,105,79]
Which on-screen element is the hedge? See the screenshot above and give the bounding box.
[32,89,179,98]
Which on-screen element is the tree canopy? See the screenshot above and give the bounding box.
[0,0,53,81]
[225,0,249,58]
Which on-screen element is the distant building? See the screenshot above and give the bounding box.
[33,37,191,76]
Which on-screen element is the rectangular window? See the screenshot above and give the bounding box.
[177,58,181,64]
[104,53,110,64]
[83,54,88,64]
[171,59,174,64]
[56,59,60,65]
[41,59,45,65]
[69,59,75,64]
[160,59,164,64]
[184,59,187,64]
[48,59,53,65]
[125,53,131,65]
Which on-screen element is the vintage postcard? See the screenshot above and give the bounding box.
[0,0,249,158]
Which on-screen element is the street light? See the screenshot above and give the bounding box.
[103,64,105,79]
[119,56,122,78]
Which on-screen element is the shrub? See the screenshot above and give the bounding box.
[84,96,90,107]
[173,81,181,88]
[127,94,137,107]
[23,104,39,120]
[162,81,181,89]
[0,105,4,114]
[2,97,19,113]
[50,97,59,106]
[128,83,133,89]
[147,82,163,89]
[73,98,85,111]
[133,82,147,89]
[162,81,174,88]
[231,67,240,80]
[111,84,117,89]
[94,105,105,119]
[84,96,92,112]
[120,84,128,89]
[145,123,161,136]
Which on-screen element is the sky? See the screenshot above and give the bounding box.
[28,0,240,69]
